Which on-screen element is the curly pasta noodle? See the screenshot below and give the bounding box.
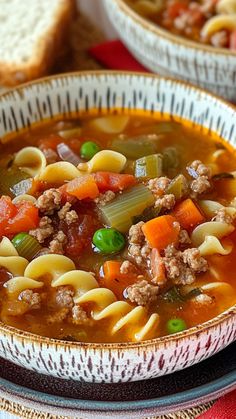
[14,147,47,177]
[37,161,81,183]
[15,255,159,341]
[78,150,127,174]
[198,235,233,256]
[191,221,235,247]
[198,200,236,218]
[201,15,236,37]
[0,237,29,277]
[217,0,236,14]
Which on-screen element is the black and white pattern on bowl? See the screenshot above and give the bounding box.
[0,343,235,418]
[0,72,235,383]
[103,0,236,102]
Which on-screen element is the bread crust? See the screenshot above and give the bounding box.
[0,0,76,86]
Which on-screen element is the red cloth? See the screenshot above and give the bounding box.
[89,38,236,419]
[198,390,236,419]
[89,40,148,72]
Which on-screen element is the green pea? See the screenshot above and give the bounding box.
[80,141,100,160]
[166,318,187,335]
[92,228,125,254]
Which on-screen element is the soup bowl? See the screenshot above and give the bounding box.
[0,71,235,383]
[103,0,236,103]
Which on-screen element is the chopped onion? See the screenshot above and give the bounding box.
[10,178,33,197]
[57,143,82,166]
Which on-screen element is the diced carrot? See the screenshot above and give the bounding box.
[94,172,136,193]
[230,30,236,51]
[142,215,180,250]
[166,1,188,19]
[172,198,204,230]
[102,260,138,300]
[103,260,122,281]
[66,175,99,200]
[6,202,39,235]
[150,248,166,285]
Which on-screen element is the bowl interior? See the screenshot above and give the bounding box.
[113,0,236,56]
[0,71,236,349]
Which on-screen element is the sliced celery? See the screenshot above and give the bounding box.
[163,147,179,170]
[167,174,188,200]
[100,184,155,232]
[12,233,42,261]
[111,137,156,159]
[0,167,30,198]
[135,154,163,179]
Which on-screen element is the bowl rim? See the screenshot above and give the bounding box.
[0,69,236,350]
[111,0,236,57]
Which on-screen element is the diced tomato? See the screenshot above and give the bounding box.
[67,138,82,154]
[230,30,236,51]
[58,184,77,204]
[66,175,99,200]
[187,9,204,26]
[38,134,62,151]
[6,202,39,236]
[94,172,136,192]
[0,196,17,236]
[166,1,188,19]
[65,214,99,256]
[150,248,166,285]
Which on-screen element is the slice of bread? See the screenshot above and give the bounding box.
[0,0,75,86]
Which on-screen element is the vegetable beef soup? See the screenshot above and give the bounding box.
[0,114,236,343]
[126,0,236,50]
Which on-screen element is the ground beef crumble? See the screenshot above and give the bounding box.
[148,176,170,196]
[58,202,78,225]
[49,231,67,254]
[212,208,235,224]
[71,305,92,325]
[155,193,176,210]
[210,31,229,48]
[55,286,74,308]
[36,188,62,215]
[179,229,191,245]
[193,293,214,305]
[120,260,137,275]
[18,289,41,310]
[187,160,212,196]
[148,177,176,210]
[163,244,208,285]
[126,279,159,306]
[128,222,151,265]
[182,248,208,272]
[94,190,116,206]
[29,216,54,243]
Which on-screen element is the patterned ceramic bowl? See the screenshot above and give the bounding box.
[0,71,235,383]
[103,0,236,102]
